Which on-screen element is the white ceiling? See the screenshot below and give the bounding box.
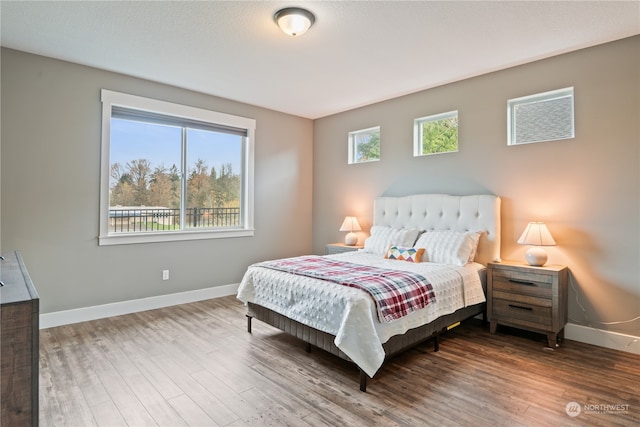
[1,1,639,119]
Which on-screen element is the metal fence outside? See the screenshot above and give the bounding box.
[109,207,240,233]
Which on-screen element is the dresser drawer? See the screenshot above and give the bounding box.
[492,295,552,327]
[492,269,552,298]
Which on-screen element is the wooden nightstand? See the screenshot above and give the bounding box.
[325,243,363,254]
[487,260,568,348]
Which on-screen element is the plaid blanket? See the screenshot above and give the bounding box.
[256,255,436,322]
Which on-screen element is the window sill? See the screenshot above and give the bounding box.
[98,228,255,246]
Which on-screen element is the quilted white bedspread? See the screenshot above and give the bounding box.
[237,251,485,377]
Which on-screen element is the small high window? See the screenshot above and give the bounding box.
[508,87,574,146]
[348,126,380,164]
[413,111,459,156]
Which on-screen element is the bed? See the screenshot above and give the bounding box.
[237,194,501,391]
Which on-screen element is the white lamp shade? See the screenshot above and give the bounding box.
[339,216,361,246]
[517,222,556,266]
[517,222,556,246]
[339,216,361,232]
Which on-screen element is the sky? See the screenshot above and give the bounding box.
[110,118,242,184]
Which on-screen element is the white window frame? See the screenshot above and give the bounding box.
[348,126,380,164]
[508,87,574,146]
[99,89,255,245]
[413,110,459,157]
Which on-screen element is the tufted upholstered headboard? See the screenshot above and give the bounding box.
[373,194,501,266]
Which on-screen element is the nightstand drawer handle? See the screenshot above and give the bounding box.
[509,279,535,286]
[508,304,533,311]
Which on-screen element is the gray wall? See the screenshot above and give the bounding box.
[2,36,638,339]
[1,48,313,313]
[313,36,639,337]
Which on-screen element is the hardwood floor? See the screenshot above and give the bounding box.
[40,295,639,426]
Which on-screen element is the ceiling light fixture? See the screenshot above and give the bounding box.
[274,7,315,37]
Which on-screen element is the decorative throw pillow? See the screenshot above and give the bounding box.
[415,230,482,266]
[385,246,425,263]
[363,226,422,255]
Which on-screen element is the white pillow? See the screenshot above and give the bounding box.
[467,231,484,263]
[415,230,482,266]
[363,226,422,255]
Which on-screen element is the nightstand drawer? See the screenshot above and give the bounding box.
[493,290,552,308]
[492,270,552,298]
[492,297,552,327]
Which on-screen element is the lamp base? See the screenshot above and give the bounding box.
[525,247,548,266]
[344,232,358,246]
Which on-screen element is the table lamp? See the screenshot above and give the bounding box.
[339,216,361,246]
[517,221,556,266]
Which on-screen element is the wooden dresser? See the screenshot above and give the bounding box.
[1,251,39,427]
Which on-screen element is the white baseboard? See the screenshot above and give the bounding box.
[565,323,640,355]
[40,283,239,329]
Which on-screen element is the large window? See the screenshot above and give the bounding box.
[508,87,574,145]
[100,90,255,245]
[413,111,459,156]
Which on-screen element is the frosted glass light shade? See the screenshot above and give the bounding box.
[339,216,361,246]
[274,7,315,37]
[517,222,556,266]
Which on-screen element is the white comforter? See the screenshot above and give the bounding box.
[237,251,485,377]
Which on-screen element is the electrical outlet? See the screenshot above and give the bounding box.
[162,270,169,281]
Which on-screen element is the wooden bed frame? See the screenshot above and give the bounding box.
[245,194,501,392]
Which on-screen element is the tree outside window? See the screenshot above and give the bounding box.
[414,111,458,156]
[100,89,255,245]
[348,126,380,164]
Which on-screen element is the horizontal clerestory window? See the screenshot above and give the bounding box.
[348,126,381,164]
[508,87,574,146]
[413,110,459,156]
